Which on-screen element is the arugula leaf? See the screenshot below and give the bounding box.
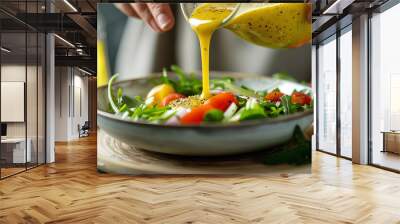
[237,97,247,107]
[280,95,303,114]
[268,106,284,118]
[280,95,291,114]
[259,100,285,118]
[204,109,224,122]
[170,65,187,81]
[239,98,266,121]
[122,95,140,108]
[107,74,143,115]
[170,65,202,96]
[263,125,311,166]
[272,72,297,82]
[130,105,173,122]
[211,79,257,97]
[260,101,278,110]
[108,74,120,114]
[161,68,172,84]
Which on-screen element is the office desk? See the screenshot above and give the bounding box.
[381,131,400,154]
[1,138,31,164]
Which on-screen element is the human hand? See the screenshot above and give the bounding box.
[115,3,175,32]
[305,0,313,23]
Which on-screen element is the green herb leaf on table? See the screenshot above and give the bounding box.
[263,125,311,166]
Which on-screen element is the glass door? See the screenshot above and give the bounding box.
[0,0,47,179]
[317,35,337,155]
[1,30,28,178]
[370,2,400,172]
[339,26,352,159]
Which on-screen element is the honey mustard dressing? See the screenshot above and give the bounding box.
[189,3,234,99]
[189,3,311,99]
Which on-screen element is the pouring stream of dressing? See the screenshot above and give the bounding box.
[189,4,234,99]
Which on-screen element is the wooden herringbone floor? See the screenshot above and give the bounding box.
[1,134,400,224]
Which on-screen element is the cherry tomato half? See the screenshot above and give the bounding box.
[160,93,185,107]
[265,90,284,102]
[291,91,312,106]
[205,92,238,111]
[180,104,215,125]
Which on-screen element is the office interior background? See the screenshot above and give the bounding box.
[313,0,400,172]
[0,0,97,179]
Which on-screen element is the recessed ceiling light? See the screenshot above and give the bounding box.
[63,0,78,12]
[1,47,11,53]
[323,0,355,15]
[78,67,93,76]
[54,34,75,48]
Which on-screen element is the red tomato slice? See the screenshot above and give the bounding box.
[291,92,312,105]
[180,104,214,125]
[160,93,185,107]
[265,90,284,102]
[205,92,238,111]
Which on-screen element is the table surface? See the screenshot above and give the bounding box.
[97,129,310,175]
[381,131,400,134]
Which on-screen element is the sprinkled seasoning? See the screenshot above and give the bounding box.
[169,95,207,109]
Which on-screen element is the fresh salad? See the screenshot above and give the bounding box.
[107,65,313,125]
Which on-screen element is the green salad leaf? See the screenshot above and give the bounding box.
[108,74,121,114]
[272,72,297,82]
[108,74,143,115]
[240,98,266,121]
[211,78,258,98]
[281,95,302,114]
[170,65,202,96]
[204,109,224,122]
[130,105,174,123]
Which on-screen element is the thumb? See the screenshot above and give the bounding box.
[146,3,175,32]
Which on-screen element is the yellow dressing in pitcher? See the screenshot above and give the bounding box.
[189,3,311,99]
[225,3,311,48]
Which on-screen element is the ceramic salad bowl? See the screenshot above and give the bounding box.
[97,72,313,156]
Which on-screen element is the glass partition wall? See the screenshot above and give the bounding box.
[315,0,400,172]
[0,1,46,179]
[370,2,400,172]
[316,25,353,159]
[339,26,352,159]
[317,35,337,155]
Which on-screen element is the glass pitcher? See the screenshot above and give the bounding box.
[180,3,311,48]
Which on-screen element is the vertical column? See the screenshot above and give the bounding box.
[46,1,55,163]
[352,14,369,164]
[311,45,317,151]
[336,30,341,157]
